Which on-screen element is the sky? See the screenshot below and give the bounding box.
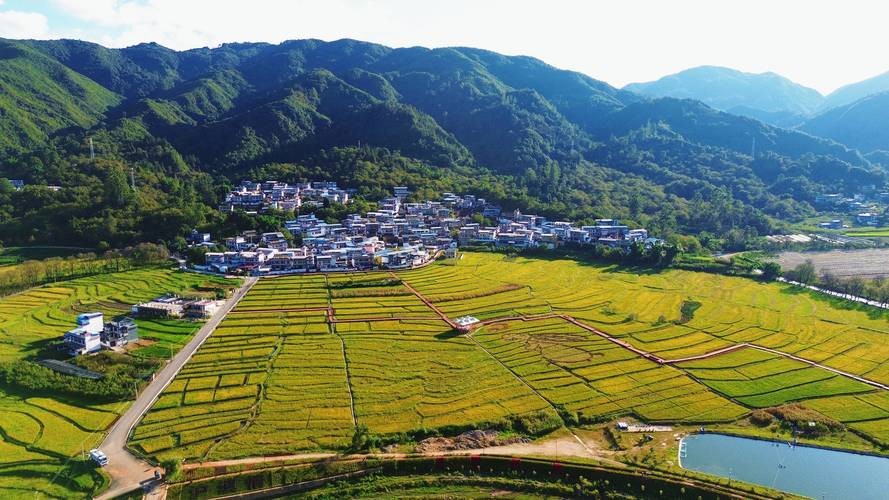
[0,0,887,94]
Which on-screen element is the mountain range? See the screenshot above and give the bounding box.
[627,66,889,152]
[0,37,885,250]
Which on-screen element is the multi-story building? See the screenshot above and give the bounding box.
[102,317,138,347]
[64,313,104,355]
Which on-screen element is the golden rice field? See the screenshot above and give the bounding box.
[133,273,557,461]
[133,252,889,464]
[0,267,237,499]
[473,318,746,422]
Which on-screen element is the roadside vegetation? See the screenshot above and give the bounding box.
[166,455,789,499]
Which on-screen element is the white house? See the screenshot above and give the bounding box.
[64,312,104,355]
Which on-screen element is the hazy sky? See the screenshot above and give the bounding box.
[0,0,886,94]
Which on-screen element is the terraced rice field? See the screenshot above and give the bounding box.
[473,318,746,422]
[136,252,889,464]
[134,274,556,461]
[341,319,550,433]
[678,348,875,408]
[0,267,237,498]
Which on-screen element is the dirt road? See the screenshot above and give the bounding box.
[94,277,257,500]
[181,434,622,472]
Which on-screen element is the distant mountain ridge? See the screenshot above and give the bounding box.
[822,70,889,110]
[624,66,823,126]
[802,91,889,153]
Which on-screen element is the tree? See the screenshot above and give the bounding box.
[791,260,817,285]
[129,243,169,264]
[350,424,379,451]
[761,262,781,281]
[104,165,133,207]
[186,245,210,265]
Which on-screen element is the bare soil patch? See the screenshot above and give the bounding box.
[773,248,889,279]
[415,430,527,453]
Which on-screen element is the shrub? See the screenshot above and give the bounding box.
[162,458,182,481]
[749,410,774,427]
[678,300,702,323]
[0,360,137,401]
[510,410,562,436]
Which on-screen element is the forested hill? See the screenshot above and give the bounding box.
[0,37,883,250]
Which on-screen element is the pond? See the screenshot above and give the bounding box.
[680,433,889,499]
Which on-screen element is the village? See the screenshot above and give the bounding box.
[193,180,661,275]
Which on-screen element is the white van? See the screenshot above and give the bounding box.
[89,449,109,466]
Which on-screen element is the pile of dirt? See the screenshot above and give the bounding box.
[415,430,527,453]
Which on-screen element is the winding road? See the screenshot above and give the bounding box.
[95,277,257,500]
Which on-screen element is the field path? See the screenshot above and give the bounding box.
[661,342,889,390]
[180,434,616,471]
[397,272,458,329]
[325,275,358,428]
[95,276,258,500]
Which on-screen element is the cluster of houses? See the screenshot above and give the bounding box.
[218,180,352,213]
[815,192,889,228]
[62,295,222,356]
[193,183,660,276]
[63,313,138,355]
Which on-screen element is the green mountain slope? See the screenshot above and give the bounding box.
[596,97,862,164]
[0,40,121,151]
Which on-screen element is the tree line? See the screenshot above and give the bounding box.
[784,259,889,305]
[0,243,170,297]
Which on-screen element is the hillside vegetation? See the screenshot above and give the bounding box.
[0,37,885,251]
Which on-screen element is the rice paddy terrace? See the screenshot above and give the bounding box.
[0,268,236,498]
[133,252,889,465]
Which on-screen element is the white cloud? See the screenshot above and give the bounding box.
[0,10,49,39]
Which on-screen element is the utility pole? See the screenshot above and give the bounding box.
[130,166,136,191]
[89,138,95,161]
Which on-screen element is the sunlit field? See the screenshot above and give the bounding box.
[134,252,889,464]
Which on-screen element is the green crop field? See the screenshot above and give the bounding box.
[845,229,889,237]
[134,252,889,465]
[679,348,875,407]
[0,267,237,498]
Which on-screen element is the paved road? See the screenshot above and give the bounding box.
[95,277,257,500]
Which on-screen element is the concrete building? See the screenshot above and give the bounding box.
[185,299,220,319]
[102,317,138,347]
[133,296,187,318]
[64,312,104,355]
